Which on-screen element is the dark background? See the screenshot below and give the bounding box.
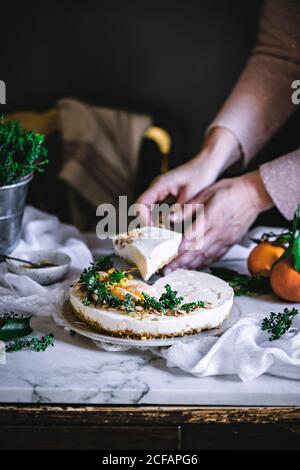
[2,0,261,158]
[1,0,299,225]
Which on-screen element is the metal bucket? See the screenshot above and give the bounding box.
[0,174,33,254]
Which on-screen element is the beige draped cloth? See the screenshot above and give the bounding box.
[58,98,152,208]
[208,0,300,220]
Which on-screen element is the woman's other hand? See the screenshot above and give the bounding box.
[164,170,274,272]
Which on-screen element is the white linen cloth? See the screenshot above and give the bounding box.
[0,207,299,382]
[0,341,5,364]
[156,316,300,382]
[0,206,93,322]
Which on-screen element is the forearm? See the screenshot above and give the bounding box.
[191,127,242,180]
[208,0,300,165]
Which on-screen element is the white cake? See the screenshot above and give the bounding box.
[112,227,182,280]
[69,269,234,339]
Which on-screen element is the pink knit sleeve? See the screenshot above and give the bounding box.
[259,150,300,220]
[208,0,300,164]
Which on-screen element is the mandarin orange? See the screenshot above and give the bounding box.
[247,242,285,276]
[270,258,300,302]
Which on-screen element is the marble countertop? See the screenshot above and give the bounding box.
[1,292,300,406]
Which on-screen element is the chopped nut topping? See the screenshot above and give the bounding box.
[114,229,142,248]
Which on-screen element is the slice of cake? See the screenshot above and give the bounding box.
[112,226,182,280]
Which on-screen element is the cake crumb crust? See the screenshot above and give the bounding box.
[70,302,222,340]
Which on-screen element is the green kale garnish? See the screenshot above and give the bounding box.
[159,284,183,310]
[82,296,90,306]
[95,283,135,312]
[122,293,136,313]
[78,258,206,316]
[180,301,206,312]
[141,284,187,313]
[79,256,113,284]
[79,259,135,312]
[142,292,166,314]
[109,270,126,284]
[94,281,122,307]
[6,333,54,352]
[140,284,183,313]
[79,257,117,305]
[261,307,298,341]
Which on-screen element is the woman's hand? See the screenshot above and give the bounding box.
[164,171,274,272]
[136,127,241,223]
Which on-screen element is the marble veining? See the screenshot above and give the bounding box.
[1,291,300,405]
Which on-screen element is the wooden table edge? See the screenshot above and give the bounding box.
[0,404,299,425]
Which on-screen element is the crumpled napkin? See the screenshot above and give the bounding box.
[0,206,93,324]
[154,316,300,382]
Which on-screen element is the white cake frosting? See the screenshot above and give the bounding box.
[69,269,234,339]
[112,227,182,280]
